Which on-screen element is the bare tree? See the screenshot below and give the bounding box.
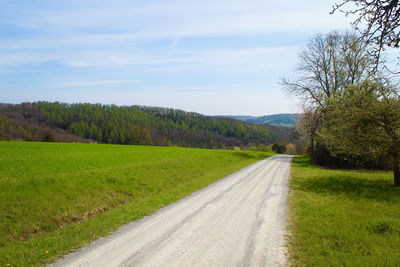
[282,31,372,109]
[332,0,400,72]
[295,108,323,155]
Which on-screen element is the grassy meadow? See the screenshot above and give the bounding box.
[0,141,272,266]
[288,156,400,266]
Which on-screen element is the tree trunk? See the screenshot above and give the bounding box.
[310,136,314,155]
[393,154,400,187]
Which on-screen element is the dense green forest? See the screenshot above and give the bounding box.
[0,102,278,148]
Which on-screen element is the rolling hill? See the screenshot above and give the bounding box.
[226,113,301,127]
[0,102,281,148]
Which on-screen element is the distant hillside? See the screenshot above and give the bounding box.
[0,104,93,143]
[227,113,301,127]
[0,102,280,148]
[263,124,298,144]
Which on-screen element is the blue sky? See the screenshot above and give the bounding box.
[0,0,352,115]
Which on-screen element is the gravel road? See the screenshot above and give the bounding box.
[51,154,293,267]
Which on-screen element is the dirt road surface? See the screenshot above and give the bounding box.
[51,155,293,267]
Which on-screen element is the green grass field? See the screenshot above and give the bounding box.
[0,141,272,266]
[288,156,400,266]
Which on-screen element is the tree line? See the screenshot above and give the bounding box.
[0,102,278,149]
[283,0,400,186]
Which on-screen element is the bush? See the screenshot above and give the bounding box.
[272,142,287,154]
[286,143,297,155]
[311,142,390,170]
[42,133,56,142]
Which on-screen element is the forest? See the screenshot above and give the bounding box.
[0,102,279,149]
[284,0,400,186]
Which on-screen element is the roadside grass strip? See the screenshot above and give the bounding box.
[0,141,273,266]
[287,155,400,266]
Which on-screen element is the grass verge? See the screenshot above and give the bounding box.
[0,141,273,266]
[287,155,400,266]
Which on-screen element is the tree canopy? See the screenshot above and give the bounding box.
[321,80,400,185]
[332,0,400,71]
[282,31,372,109]
[0,102,278,149]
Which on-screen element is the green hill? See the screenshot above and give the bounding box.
[227,113,301,127]
[0,102,279,148]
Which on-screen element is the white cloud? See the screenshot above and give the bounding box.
[0,53,51,67]
[0,45,299,76]
[0,0,357,114]
[0,0,348,72]
[0,0,351,51]
[50,80,141,88]
[64,60,94,68]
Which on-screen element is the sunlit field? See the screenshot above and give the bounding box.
[288,156,400,266]
[0,141,272,266]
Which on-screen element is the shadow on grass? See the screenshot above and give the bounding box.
[293,156,400,203]
[292,155,320,169]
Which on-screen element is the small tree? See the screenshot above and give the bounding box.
[126,125,153,145]
[282,31,374,162]
[42,133,56,142]
[321,80,400,186]
[286,143,297,155]
[272,142,287,154]
[296,108,323,155]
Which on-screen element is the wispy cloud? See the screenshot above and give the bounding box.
[0,0,355,115]
[50,80,141,88]
[0,1,351,50]
[0,45,299,77]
